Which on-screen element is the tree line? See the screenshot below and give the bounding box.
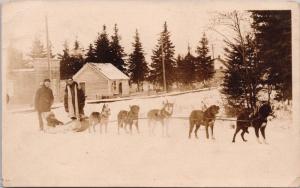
[31,22,215,92]
[21,10,292,112]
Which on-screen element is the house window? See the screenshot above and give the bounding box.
[112,81,117,91]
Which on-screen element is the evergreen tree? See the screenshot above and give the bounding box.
[195,33,214,85]
[251,10,292,102]
[58,40,85,79]
[110,24,127,73]
[58,41,71,80]
[149,22,176,91]
[29,37,47,58]
[221,35,264,113]
[175,55,185,85]
[94,25,112,63]
[127,30,149,91]
[85,43,96,63]
[69,40,85,76]
[177,46,196,86]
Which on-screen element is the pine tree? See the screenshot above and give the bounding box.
[221,35,264,113]
[58,41,71,80]
[149,22,176,91]
[29,37,47,58]
[69,40,85,76]
[58,40,85,79]
[127,30,149,91]
[177,46,196,87]
[251,10,292,102]
[94,25,112,63]
[85,43,96,63]
[110,24,127,73]
[174,55,183,88]
[195,33,214,85]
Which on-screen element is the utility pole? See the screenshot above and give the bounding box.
[45,15,51,80]
[161,41,167,93]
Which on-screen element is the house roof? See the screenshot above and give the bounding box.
[76,63,129,80]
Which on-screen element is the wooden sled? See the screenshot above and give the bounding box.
[64,117,90,132]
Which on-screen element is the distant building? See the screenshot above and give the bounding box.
[214,55,227,70]
[210,55,227,87]
[73,63,130,99]
[7,58,60,105]
[129,81,154,93]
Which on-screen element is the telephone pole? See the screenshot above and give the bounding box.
[45,15,51,80]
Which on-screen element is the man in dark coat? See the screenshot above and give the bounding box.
[64,78,85,120]
[34,79,54,131]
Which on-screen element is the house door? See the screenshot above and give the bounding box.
[119,82,122,95]
[79,82,86,93]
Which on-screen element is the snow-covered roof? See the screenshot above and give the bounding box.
[86,63,129,80]
[11,68,35,72]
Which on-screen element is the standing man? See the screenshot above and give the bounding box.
[34,79,54,131]
[64,78,85,120]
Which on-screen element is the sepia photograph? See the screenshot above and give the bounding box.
[1,0,300,187]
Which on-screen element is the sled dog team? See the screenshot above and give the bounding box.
[88,101,174,137]
[87,100,274,144]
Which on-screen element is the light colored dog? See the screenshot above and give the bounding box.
[89,104,111,133]
[147,100,174,137]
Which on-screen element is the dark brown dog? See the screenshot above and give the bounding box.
[189,105,220,139]
[117,105,140,134]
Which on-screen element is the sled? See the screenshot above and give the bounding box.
[64,118,90,132]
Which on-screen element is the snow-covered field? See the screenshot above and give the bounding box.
[3,89,300,187]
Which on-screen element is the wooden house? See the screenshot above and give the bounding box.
[7,58,60,105]
[210,55,228,86]
[73,63,130,99]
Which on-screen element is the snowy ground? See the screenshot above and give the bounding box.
[3,88,300,187]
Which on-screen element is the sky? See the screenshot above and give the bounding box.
[1,0,292,62]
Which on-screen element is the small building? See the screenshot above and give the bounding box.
[7,68,35,105]
[7,58,60,105]
[73,63,130,99]
[214,55,227,77]
[214,55,227,70]
[129,81,154,93]
[211,55,227,86]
